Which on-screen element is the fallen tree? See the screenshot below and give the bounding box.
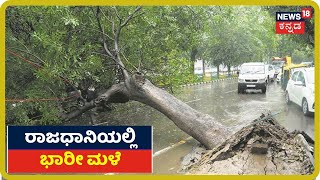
[60,6,230,149]
[180,113,314,175]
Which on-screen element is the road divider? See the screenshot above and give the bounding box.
[180,77,238,87]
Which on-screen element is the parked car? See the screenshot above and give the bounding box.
[285,67,314,116]
[266,64,275,82]
[238,62,267,94]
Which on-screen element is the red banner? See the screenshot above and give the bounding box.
[8,150,152,173]
[275,21,305,34]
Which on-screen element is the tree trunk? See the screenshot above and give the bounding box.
[125,74,230,149]
[216,65,220,79]
[202,59,205,78]
[190,47,198,74]
[227,64,231,76]
[64,73,231,149]
[190,47,198,62]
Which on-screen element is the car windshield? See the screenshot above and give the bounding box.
[306,69,314,84]
[240,65,265,74]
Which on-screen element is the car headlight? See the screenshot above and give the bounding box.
[238,78,245,83]
[258,78,265,83]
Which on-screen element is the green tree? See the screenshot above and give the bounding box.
[202,6,276,76]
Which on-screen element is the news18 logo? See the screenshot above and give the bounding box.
[276,8,312,34]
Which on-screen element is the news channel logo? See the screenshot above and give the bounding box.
[275,8,312,34]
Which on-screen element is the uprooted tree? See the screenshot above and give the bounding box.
[5,6,312,149]
[6,6,232,149]
[60,6,232,149]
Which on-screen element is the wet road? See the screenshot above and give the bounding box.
[176,79,314,138]
[77,78,314,173]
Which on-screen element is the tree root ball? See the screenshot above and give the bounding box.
[180,113,314,175]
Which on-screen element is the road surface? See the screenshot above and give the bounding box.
[73,78,314,174]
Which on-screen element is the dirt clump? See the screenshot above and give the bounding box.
[180,113,314,175]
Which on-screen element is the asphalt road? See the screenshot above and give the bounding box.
[176,78,314,138]
[88,78,314,174]
[153,79,314,174]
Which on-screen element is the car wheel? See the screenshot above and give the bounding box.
[261,85,266,94]
[302,98,311,116]
[285,91,291,104]
[238,87,241,94]
[239,88,246,94]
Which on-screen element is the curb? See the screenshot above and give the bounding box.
[180,77,238,87]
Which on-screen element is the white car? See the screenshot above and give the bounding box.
[285,67,314,116]
[238,62,267,94]
[266,65,275,82]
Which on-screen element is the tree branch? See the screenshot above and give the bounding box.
[95,7,115,59]
[120,6,142,29]
[113,6,142,80]
[7,46,45,65]
[93,51,133,74]
[61,83,125,121]
[95,6,130,80]
[114,6,142,45]
[61,101,95,122]
[120,51,139,72]
[95,6,142,83]
[113,6,122,22]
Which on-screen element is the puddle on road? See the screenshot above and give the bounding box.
[153,138,198,174]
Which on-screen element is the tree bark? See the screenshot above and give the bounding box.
[126,75,230,149]
[216,64,220,79]
[190,47,198,74]
[202,59,205,78]
[63,73,230,149]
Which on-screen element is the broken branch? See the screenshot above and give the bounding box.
[61,83,126,121]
